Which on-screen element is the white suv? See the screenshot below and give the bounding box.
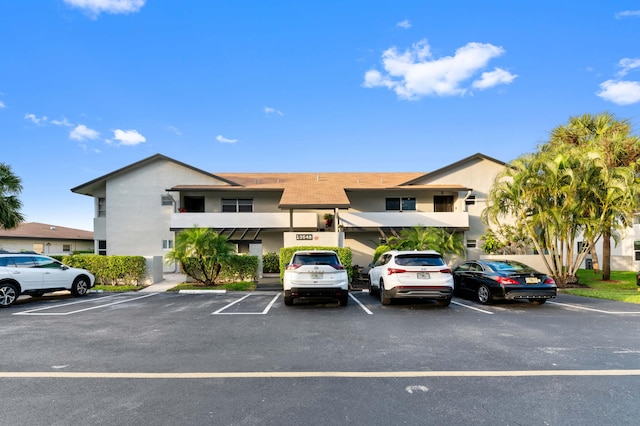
[283,250,349,306]
[0,251,96,307]
[368,250,453,306]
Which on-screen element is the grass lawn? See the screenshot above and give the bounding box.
[168,281,256,292]
[559,269,640,304]
[93,285,142,293]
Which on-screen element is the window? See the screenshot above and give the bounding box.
[161,195,173,206]
[162,239,174,250]
[466,239,477,248]
[434,195,454,212]
[635,241,640,261]
[33,243,44,253]
[465,195,476,205]
[63,244,71,252]
[385,197,416,211]
[98,240,107,256]
[222,198,253,213]
[98,197,106,217]
[184,196,205,212]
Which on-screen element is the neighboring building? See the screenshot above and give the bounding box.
[0,222,94,255]
[69,152,640,273]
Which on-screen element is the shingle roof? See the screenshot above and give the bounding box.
[0,222,93,240]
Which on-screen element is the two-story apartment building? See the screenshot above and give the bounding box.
[71,152,640,274]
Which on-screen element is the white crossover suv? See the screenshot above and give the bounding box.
[283,250,349,306]
[368,250,454,306]
[0,251,96,307]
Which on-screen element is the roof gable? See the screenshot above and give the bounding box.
[402,153,506,185]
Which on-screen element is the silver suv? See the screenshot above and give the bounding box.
[0,251,95,307]
[368,250,454,306]
[283,250,349,306]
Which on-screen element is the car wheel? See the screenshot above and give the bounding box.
[283,295,293,306]
[529,299,546,305]
[477,284,492,305]
[338,293,349,307]
[71,276,90,297]
[436,297,452,307]
[0,282,19,308]
[379,280,391,305]
[369,280,378,297]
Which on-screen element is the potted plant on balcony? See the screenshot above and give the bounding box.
[323,213,334,228]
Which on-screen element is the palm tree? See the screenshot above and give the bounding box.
[165,227,235,285]
[547,112,640,279]
[0,163,25,229]
[386,226,466,264]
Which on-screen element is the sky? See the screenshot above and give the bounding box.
[1,0,640,232]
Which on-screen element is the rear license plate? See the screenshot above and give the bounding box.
[525,277,539,284]
[417,272,431,279]
[311,273,323,279]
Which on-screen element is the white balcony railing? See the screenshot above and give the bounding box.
[338,212,469,229]
[170,212,318,230]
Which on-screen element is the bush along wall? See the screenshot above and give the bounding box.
[59,254,146,286]
[262,252,280,274]
[279,246,353,283]
[217,255,259,283]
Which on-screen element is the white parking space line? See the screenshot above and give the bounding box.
[13,294,158,316]
[350,293,373,315]
[212,293,279,315]
[12,295,120,315]
[548,301,640,315]
[451,300,494,314]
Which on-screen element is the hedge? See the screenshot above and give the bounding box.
[262,252,280,273]
[279,246,353,283]
[180,254,259,285]
[58,254,146,286]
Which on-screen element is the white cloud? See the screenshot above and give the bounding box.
[24,113,47,125]
[615,10,640,19]
[167,125,182,136]
[64,0,145,17]
[617,58,640,76]
[264,106,283,116]
[472,67,518,89]
[70,124,100,141]
[113,129,146,145]
[597,80,640,105]
[216,135,238,144]
[0,101,5,109]
[51,117,73,127]
[363,39,516,99]
[397,20,411,29]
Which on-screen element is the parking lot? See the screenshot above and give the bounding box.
[2,290,640,425]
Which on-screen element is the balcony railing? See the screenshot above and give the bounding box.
[170,212,318,230]
[338,212,469,229]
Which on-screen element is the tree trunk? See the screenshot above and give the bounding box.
[602,230,611,281]
[588,239,600,274]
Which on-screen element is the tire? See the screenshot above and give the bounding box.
[436,297,452,307]
[71,276,90,297]
[338,293,349,307]
[529,299,547,305]
[477,284,492,305]
[379,280,391,305]
[369,281,378,297]
[0,282,19,308]
[283,295,293,306]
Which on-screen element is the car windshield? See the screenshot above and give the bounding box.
[394,254,445,267]
[292,253,339,266]
[486,261,531,272]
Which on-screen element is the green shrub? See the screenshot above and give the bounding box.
[263,252,280,273]
[279,246,353,283]
[61,254,146,286]
[217,255,259,283]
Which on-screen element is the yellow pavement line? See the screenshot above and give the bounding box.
[1,370,640,379]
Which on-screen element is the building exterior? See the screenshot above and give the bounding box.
[70,152,640,274]
[0,222,94,255]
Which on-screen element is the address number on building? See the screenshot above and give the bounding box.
[296,234,314,240]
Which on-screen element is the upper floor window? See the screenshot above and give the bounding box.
[385,197,416,211]
[161,195,174,206]
[434,195,454,212]
[465,195,476,205]
[222,198,253,213]
[98,197,106,217]
[183,196,205,213]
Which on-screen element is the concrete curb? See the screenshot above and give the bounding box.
[178,289,227,294]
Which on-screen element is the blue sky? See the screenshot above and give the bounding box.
[1,1,640,231]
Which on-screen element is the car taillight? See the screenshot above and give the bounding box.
[439,268,452,274]
[331,265,345,270]
[543,277,555,284]
[495,276,519,285]
[286,264,301,270]
[387,268,406,275]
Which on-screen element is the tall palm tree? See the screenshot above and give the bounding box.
[0,163,25,229]
[387,226,466,264]
[165,227,235,285]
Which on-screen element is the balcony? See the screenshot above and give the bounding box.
[338,212,469,230]
[170,212,318,230]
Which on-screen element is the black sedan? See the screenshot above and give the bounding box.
[453,260,557,305]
